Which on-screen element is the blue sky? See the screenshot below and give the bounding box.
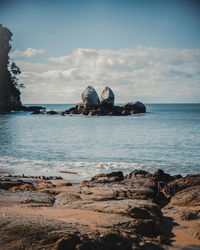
[0,0,200,103]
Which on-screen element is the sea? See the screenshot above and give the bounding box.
[0,104,200,180]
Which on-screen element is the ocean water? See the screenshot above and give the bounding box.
[0,104,200,180]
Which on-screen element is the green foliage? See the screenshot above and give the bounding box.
[0,24,23,103]
[0,24,22,111]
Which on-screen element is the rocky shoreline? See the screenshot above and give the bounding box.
[0,86,146,116]
[0,169,199,249]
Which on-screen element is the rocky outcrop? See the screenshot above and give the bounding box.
[15,86,146,117]
[1,170,199,249]
[101,87,115,107]
[47,110,58,115]
[62,86,146,116]
[81,86,100,105]
[122,101,146,114]
[167,185,200,207]
[0,25,22,114]
[161,174,200,198]
[0,92,22,113]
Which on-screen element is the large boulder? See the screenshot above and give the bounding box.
[101,87,115,107]
[166,185,200,207]
[162,174,200,198]
[81,86,100,105]
[123,101,146,113]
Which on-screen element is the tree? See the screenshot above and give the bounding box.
[0,24,22,112]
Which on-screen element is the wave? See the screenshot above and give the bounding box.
[0,156,152,180]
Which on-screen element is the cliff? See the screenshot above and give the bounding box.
[0,24,22,113]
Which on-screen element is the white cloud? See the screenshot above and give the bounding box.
[18,47,200,103]
[11,48,45,58]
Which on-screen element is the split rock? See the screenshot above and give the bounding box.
[81,86,100,105]
[101,87,115,107]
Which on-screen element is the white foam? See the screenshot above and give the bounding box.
[0,156,147,180]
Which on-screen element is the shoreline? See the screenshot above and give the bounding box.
[0,169,200,249]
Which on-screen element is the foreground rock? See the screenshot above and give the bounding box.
[0,170,200,249]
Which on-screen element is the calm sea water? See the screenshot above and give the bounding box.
[0,104,200,180]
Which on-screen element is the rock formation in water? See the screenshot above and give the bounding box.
[101,87,115,107]
[81,86,100,105]
[63,86,146,116]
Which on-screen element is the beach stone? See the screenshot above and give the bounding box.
[0,180,32,190]
[126,170,152,179]
[167,185,200,207]
[91,171,124,183]
[190,221,200,239]
[100,87,115,107]
[162,173,200,198]
[122,101,146,113]
[152,169,174,183]
[9,183,36,191]
[179,210,200,220]
[81,86,100,105]
[20,191,55,207]
[0,170,174,249]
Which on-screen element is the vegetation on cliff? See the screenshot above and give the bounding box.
[0,24,22,112]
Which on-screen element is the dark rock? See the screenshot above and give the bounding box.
[47,110,58,115]
[179,210,200,220]
[81,86,100,105]
[152,169,173,183]
[100,87,114,107]
[126,170,152,179]
[21,106,46,112]
[162,174,200,198]
[61,88,146,117]
[123,101,146,113]
[31,110,44,114]
[76,103,85,112]
[0,180,32,190]
[112,106,123,116]
[69,110,79,115]
[97,106,112,116]
[88,110,98,116]
[122,109,130,116]
[167,185,200,207]
[65,107,76,114]
[91,171,124,183]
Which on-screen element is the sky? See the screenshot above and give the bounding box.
[0,0,200,103]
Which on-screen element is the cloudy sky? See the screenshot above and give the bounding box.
[0,0,200,103]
